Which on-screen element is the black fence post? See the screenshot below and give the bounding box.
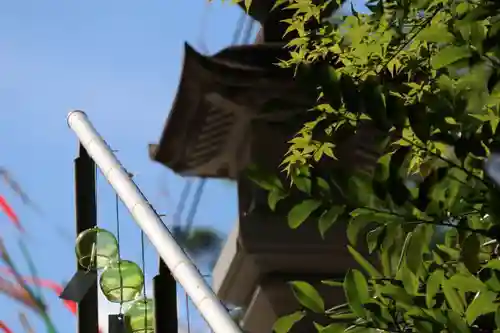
[75,144,99,333]
[153,258,178,333]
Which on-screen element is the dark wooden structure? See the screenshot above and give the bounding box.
[148,2,382,332]
[149,43,316,179]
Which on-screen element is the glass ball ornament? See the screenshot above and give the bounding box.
[75,227,119,271]
[229,306,245,324]
[99,260,144,303]
[125,297,155,333]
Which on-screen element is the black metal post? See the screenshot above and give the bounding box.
[153,258,178,333]
[75,144,99,333]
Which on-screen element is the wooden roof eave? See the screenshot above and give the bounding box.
[149,43,315,178]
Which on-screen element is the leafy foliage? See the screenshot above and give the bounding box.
[236,0,500,331]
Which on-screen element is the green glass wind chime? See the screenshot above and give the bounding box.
[74,199,155,333]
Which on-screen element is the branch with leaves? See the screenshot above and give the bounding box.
[231,0,500,332]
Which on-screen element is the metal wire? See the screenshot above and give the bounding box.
[232,11,246,45]
[115,193,124,314]
[241,17,256,45]
[184,179,207,235]
[186,290,191,333]
[140,230,148,331]
[174,179,193,228]
[140,231,147,299]
[197,0,212,53]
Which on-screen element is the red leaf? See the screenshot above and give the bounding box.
[0,320,13,333]
[0,275,40,310]
[0,196,23,232]
[0,267,75,314]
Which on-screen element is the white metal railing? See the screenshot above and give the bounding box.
[67,110,242,333]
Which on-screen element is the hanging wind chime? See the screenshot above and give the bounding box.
[64,192,154,333]
[75,227,119,271]
[100,194,153,333]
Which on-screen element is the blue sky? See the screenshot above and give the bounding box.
[0,0,246,332]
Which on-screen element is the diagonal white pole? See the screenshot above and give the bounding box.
[67,110,242,333]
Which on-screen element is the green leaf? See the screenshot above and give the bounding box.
[431,46,472,69]
[363,301,392,327]
[495,307,500,329]
[288,200,321,229]
[397,232,412,272]
[448,273,486,293]
[417,25,454,43]
[273,311,305,333]
[400,264,419,295]
[316,177,331,196]
[436,244,460,261]
[374,153,391,181]
[408,105,431,144]
[290,281,324,313]
[447,311,471,333]
[426,269,444,308]
[314,322,324,332]
[319,206,345,238]
[484,259,500,270]
[268,188,288,211]
[348,245,382,278]
[461,233,481,274]
[293,175,312,194]
[328,313,357,321]
[406,224,433,274]
[380,223,402,274]
[319,324,346,333]
[322,280,344,287]
[246,164,283,190]
[379,246,392,277]
[344,269,369,317]
[442,279,465,315]
[366,225,385,253]
[378,285,413,307]
[347,214,372,246]
[465,290,497,325]
[413,319,434,333]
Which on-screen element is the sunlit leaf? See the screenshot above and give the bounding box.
[347,245,381,278]
[288,200,321,229]
[431,46,472,69]
[290,281,324,313]
[465,290,497,324]
[268,188,288,211]
[442,279,465,315]
[273,311,305,333]
[318,323,346,333]
[344,269,369,317]
[426,269,444,308]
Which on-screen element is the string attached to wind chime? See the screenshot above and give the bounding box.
[124,232,154,333]
[102,194,150,333]
[70,192,154,333]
